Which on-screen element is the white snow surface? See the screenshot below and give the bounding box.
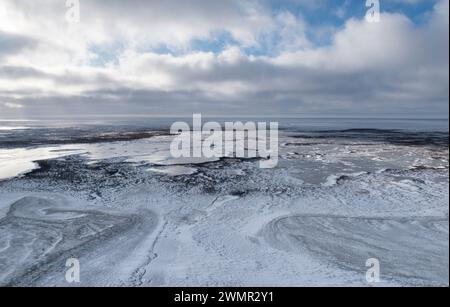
[0,129,448,287]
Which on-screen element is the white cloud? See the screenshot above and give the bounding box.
[0,0,448,117]
[3,102,24,109]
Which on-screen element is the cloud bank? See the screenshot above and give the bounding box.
[0,0,448,118]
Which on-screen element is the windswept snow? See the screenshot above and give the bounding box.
[0,126,448,286]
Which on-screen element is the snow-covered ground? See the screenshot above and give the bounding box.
[0,123,448,286]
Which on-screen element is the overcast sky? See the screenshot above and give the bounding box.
[0,0,448,118]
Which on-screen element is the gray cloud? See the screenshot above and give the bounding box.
[0,0,448,118]
[0,32,36,59]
